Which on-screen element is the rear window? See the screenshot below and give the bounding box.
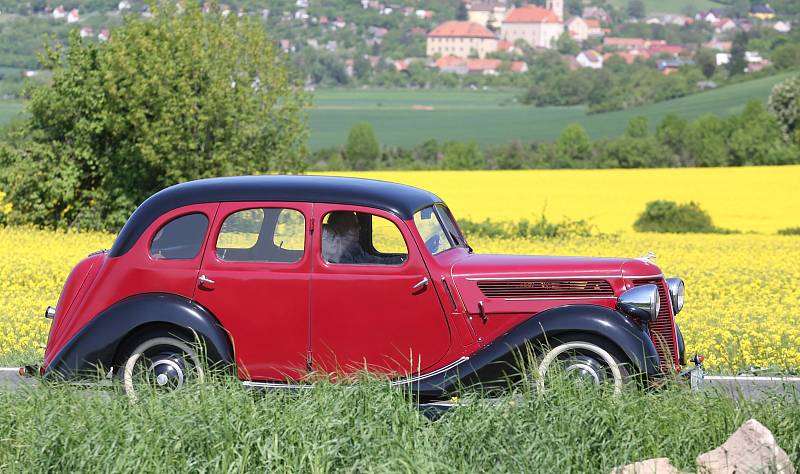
[150,213,209,260]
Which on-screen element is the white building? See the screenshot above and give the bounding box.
[500,2,563,49]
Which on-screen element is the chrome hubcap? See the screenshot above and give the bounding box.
[148,356,186,389]
[560,355,605,385]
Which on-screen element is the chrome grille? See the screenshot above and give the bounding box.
[477,279,614,299]
[633,278,678,371]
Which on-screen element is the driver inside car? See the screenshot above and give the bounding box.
[322,212,404,265]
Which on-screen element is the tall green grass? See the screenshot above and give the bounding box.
[1,376,798,473]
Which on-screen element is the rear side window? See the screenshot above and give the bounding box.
[150,213,209,260]
[216,208,305,263]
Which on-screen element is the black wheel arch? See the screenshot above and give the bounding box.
[412,304,661,399]
[44,293,234,380]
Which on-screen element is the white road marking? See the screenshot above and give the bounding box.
[0,368,21,372]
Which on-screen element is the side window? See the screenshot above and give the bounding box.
[150,213,209,260]
[216,208,305,263]
[322,211,407,266]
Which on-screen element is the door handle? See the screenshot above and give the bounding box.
[412,277,429,290]
[198,274,215,286]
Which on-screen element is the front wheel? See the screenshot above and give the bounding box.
[121,336,205,401]
[536,335,630,394]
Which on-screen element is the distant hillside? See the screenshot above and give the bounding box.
[308,71,796,149]
[605,0,723,15]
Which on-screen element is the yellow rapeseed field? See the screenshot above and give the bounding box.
[329,166,800,234]
[1,168,798,372]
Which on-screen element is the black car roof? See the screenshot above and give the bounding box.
[109,175,443,257]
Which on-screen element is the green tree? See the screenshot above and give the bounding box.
[771,44,800,70]
[624,116,649,138]
[0,2,308,230]
[344,123,380,170]
[694,49,717,79]
[627,0,646,19]
[554,123,592,166]
[728,32,748,76]
[768,76,800,145]
[456,2,469,20]
[685,115,729,167]
[556,32,580,55]
[656,114,689,166]
[441,142,486,170]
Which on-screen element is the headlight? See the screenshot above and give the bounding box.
[665,277,685,314]
[617,284,660,322]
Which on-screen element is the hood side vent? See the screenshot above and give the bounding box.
[477,279,614,299]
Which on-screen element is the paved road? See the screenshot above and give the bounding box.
[2,368,799,400]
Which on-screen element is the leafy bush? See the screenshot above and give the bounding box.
[778,227,800,235]
[460,213,595,240]
[633,200,730,233]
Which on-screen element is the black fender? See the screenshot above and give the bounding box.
[413,305,661,399]
[675,322,686,366]
[45,293,234,379]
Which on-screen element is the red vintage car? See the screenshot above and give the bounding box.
[40,176,692,399]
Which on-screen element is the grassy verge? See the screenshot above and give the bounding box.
[0,376,798,472]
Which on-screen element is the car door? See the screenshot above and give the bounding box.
[193,202,312,381]
[310,204,451,377]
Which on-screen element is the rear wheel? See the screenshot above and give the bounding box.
[120,336,204,401]
[536,334,630,394]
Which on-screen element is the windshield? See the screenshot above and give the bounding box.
[413,205,468,255]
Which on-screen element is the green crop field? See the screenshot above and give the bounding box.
[605,0,723,15]
[0,100,23,127]
[1,72,795,149]
[309,72,795,149]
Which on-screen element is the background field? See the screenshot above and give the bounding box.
[333,166,800,234]
[0,100,23,127]
[309,72,793,149]
[0,72,793,149]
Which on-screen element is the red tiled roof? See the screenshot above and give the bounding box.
[497,39,513,51]
[428,21,496,39]
[585,19,601,28]
[504,6,560,23]
[435,55,466,68]
[604,37,647,48]
[510,61,528,72]
[466,58,503,71]
[648,44,686,56]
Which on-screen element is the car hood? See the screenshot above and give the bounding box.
[449,253,663,314]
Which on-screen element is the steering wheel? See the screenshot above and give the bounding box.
[424,234,440,253]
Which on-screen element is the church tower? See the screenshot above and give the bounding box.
[546,0,563,20]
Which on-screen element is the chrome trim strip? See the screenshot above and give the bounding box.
[242,381,313,390]
[390,356,470,386]
[501,296,616,301]
[466,274,662,281]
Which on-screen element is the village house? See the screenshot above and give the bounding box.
[567,17,588,41]
[426,21,498,59]
[53,5,66,19]
[118,1,131,11]
[435,55,527,75]
[500,1,564,49]
[66,9,79,23]
[566,17,603,42]
[468,2,507,29]
[773,20,791,33]
[97,29,110,42]
[576,50,603,69]
[79,26,93,38]
[714,18,737,34]
[582,6,610,23]
[750,5,775,20]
